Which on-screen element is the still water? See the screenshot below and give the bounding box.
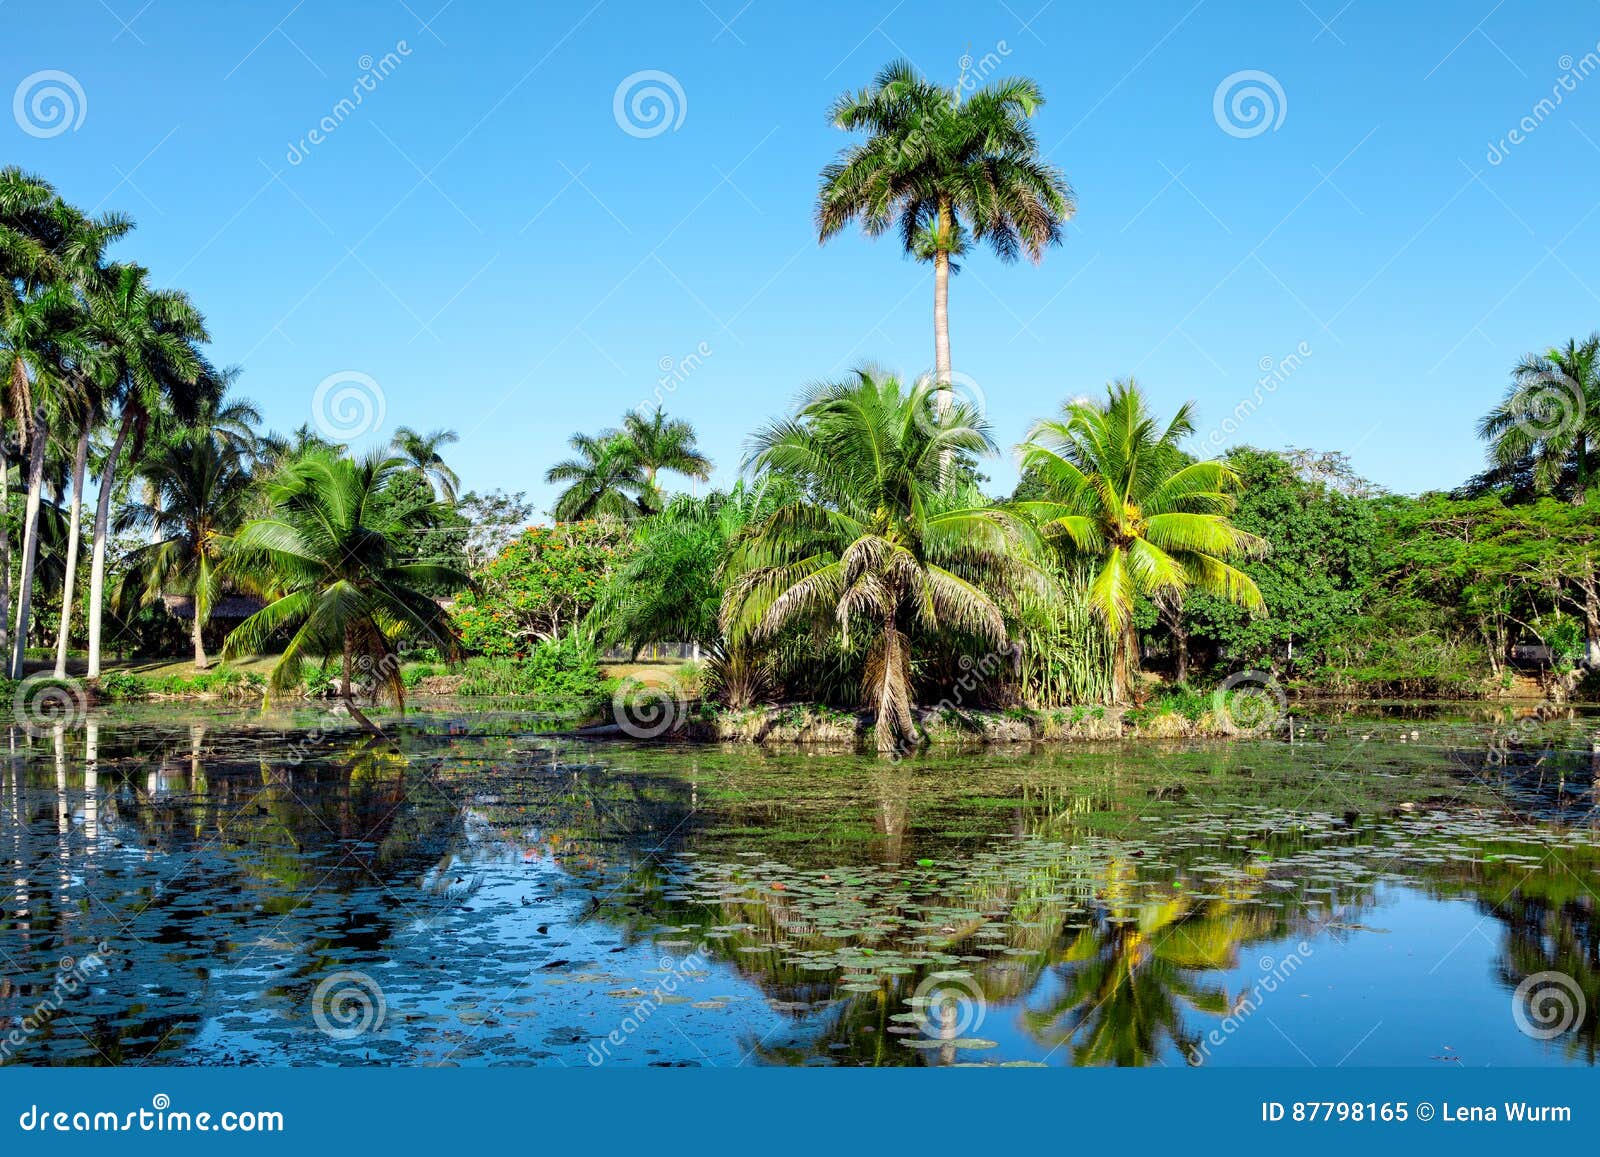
[2,702,1597,1067]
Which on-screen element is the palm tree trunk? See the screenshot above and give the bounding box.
[933,201,953,398]
[52,427,89,679]
[87,411,134,679]
[192,609,208,670]
[9,413,49,678]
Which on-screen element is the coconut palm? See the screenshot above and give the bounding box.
[83,263,208,678]
[1477,334,1600,504]
[391,425,461,502]
[113,417,259,670]
[621,407,713,493]
[222,451,467,726]
[1017,381,1265,702]
[545,431,652,521]
[723,367,1039,751]
[817,60,1074,399]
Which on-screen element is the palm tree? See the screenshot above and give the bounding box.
[817,60,1074,401]
[83,263,208,678]
[723,367,1038,751]
[113,417,258,669]
[1017,381,1265,702]
[621,407,713,494]
[1478,334,1600,504]
[545,431,652,521]
[222,451,468,727]
[391,425,461,502]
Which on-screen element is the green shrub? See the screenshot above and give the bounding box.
[455,635,610,718]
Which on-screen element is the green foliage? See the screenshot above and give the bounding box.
[454,520,631,657]
[453,635,610,715]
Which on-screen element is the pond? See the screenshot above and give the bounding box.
[1,701,1597,1067]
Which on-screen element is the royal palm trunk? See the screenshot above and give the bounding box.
[53,427,89,678]
[9,413,50,678]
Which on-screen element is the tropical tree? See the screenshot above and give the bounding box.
[1017,381,1265,702]
[621,407,713,493]
[817,60,1074,400]
[391,425,461,502]
[1477,334,1600,504]
[113,410,259,669]
[723,368,1039,751]
[222,451,468,727]
[83,263,208,678]
[545,431,652,521]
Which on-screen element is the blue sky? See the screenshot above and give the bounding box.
[6,0,1600,513]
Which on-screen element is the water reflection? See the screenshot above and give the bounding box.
[0,704,1597,1066]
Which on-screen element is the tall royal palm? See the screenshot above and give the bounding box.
[817,60,1074,399]
[223,451,467,726]
[391,425,461,502]
[724,368,1038,751]
[1017,381,1265,702]
[83,263,208,678]
[545,431,652,521]
[1477,334,1600,504]
[621,407,713,493]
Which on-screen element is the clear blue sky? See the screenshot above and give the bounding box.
[6,0,1600,513]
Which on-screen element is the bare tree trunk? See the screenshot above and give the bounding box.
[933,198,954,485]
[9,412,49,678]
[53,427,89,679]
[87,411,134,679]
[192,609,208,670]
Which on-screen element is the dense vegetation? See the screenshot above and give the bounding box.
[5,59,1598,750]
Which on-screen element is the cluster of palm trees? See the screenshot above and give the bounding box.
[1,168,471,689]
[1478,332,1600,503]
[545,406,712,520]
